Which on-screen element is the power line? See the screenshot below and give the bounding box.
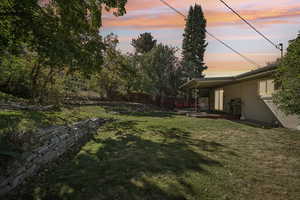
[160,0,185,18]
[218,0,283,56]
[205,32,261,68]
[159,0,261,68]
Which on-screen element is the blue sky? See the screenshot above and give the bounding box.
[101,0,300,76]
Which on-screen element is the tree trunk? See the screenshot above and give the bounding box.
[30,64,41,102]
[39,67,55,104]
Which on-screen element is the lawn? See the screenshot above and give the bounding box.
[3,105,300,200]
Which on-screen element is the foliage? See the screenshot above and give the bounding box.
[142,44,183,103]
[0,0,128,103]
[119,53,144,94]
[131,32,157,54]
[88,34,121,99]
[93,34,186,105]
[89,34,183,102]
[0,53,33,98]
[274,33,300,115]
[1,0,127,73]
[182,4,207,78]
[90,34,141,99]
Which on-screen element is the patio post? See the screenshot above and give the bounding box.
[194,88,198,112]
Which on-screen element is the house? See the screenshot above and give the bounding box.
[181,65,300,130]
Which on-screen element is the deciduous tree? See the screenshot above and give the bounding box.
[274,33,300,115]
[131,32,157,54]
[143,44,183,105]
[0,0,127,101]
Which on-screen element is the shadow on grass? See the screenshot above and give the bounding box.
[147,126,226,153]
[0,112,24,134]
[0,112,24,168]
[0,110,71,166]
[124,111,177,118]
[102,105,177,118]
[229,119,273,130]
[0,111,55,134]
[0,109,84,135]
[0,111,40,167]
[9,120,225,200]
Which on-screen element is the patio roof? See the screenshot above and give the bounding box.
[181,77,235,89]
[181,65,277,90]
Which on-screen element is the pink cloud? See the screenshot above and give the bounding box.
[103,4,300,29]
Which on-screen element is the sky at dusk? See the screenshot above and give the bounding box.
[101,0,300,77]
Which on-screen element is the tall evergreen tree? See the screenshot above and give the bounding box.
[182,4,207,78]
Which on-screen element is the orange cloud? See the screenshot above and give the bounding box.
[125,0,161,11]
[103,3,300,29]
[206,7,300,26]
[103,13,184,29]
[124,0,299,13]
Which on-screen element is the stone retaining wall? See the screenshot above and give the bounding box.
[0,102,54,111]
[0,118,108,196]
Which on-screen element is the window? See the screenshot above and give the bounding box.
[214,88,224,111]
[258,79,275,97]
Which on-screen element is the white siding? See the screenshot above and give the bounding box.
[222,79,277,124]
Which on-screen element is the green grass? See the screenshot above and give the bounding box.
[2,105,300,200]
[0,106,113,166]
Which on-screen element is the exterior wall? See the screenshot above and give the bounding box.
[217,78,277,124]
[262,97,300,130]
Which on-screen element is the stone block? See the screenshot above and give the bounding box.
[73,119,89,128]
[49,136,60,144]
[25,153,37,163]
[35,145,50,156]
[25,164,37,176]
[31,155,44,164]
[65,137,75,146]
[11,172,26,189]
[55,144,67,155]
[42,151,57,163]
[59,133,69,140]
[15,166,26,176]
[39,132,58,143]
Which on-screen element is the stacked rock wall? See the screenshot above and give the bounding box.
[0,118,108,196]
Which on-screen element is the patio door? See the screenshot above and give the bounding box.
[214,88,224,111]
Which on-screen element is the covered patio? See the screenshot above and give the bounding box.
[179,76,243,120]
[176,109,240,120]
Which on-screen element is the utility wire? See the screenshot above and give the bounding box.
[159,0,261,68]
[218,0,283,56]
[160,0,185,18]
[205,32,261,68]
